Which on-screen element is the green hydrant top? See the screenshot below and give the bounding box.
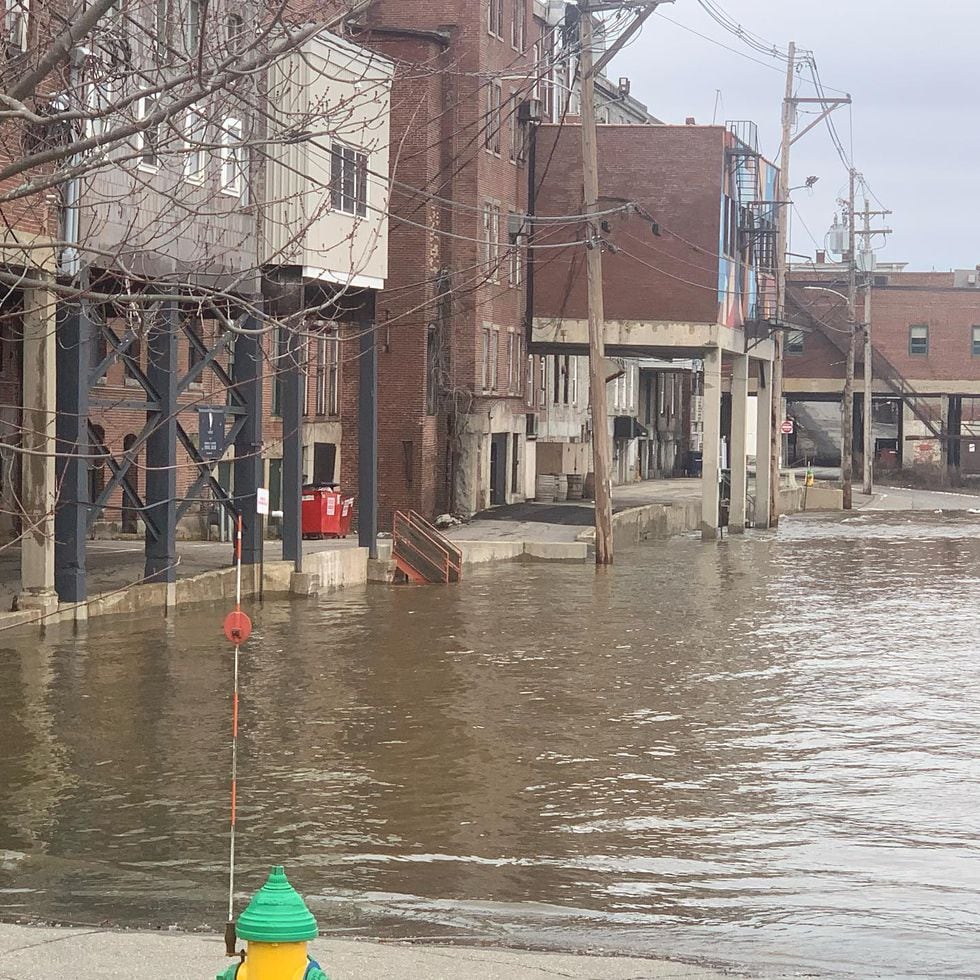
[235,866,319,943]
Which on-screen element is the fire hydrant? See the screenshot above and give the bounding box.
[217,866,328,980]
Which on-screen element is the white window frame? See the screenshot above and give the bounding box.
[136,95,161,171]
[482,325,492,391]
[485,80,502,154]
[488,0,503,38]
[569,357,578,406]
[482,202,500,282]
[184,104,205,182]
[4,0,28,51]
[508,219,523,287]
[490,327,499,391]
[330,142,368,217]
[511,0,525,50]
[219,115,246,199]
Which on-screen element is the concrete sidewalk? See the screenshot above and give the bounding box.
[0,924,747,979]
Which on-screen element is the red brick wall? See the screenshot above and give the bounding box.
[346,1,538,525]
[533,124,725,326]
[786,274,980,389]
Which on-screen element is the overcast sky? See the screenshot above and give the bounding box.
[610,0,976,272]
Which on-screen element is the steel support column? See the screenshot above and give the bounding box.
[144,302,178,591]
[281,326,303,571]
[358,300,378,558]
[54,302,90,603]
[233,316,263,566]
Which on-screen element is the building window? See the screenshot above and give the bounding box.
[508,217,523,287]
[4,0,29,50]
[227,12,244,51]
[482,202,500,281]
[480,326,499,391]
[909,323,928,356]
[972,326,980,357]
[184,0,200,52]
[426,322,439,415]
[538,355,546,406]
[488,0,503,38]
[219,116,246,198]
[314,326,339,416]
[526,353,534,406]
[184,105,205,181]
[510,0,525,50]
[506,330,523,394]
[330,144,367,217]
[186,316,203,376]
[154,0,169,61]
[786,329,804,355]
[531,39,542,101]
[137,95,161,169]
[552,354,572,405]
[485,80,502,154]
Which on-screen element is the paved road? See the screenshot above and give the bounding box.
[0,924,747,980]
[860,485,980,511]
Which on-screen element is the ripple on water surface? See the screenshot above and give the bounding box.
[1,511,980,978]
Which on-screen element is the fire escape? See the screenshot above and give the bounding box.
[726,121,778,331]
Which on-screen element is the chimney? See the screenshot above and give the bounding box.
[685,116,696,126]
[816,250,826,265]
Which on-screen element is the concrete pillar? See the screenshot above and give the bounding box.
[729,354,749,533]
[700,347,722,541]
[754,359,773,528]
[18,279,57,610]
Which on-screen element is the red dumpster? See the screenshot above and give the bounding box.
[301,486,355,539]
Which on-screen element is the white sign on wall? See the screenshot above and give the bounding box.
[256,488,270,516]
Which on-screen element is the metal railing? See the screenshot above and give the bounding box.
[392,511,463,584]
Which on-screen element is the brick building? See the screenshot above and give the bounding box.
[531,120,781,537]
[785,261,980,474]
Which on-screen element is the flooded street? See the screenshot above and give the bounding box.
[2,513,980,978]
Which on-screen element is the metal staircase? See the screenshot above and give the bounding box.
[392,511,463,584]
[786,284,944,440]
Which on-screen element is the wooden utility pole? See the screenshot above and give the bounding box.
[842,167,857,510]
[857,193,892,496]
[769,40,797,528]
[578,0,614,564]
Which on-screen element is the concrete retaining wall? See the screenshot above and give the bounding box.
[0,549,370,637]
[455,539,588,565]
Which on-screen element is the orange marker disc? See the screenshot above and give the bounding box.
[223,610,252,646]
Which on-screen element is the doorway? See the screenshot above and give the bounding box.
[312,442,336,485]
[489,433,508,505]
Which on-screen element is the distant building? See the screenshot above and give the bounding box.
[786,260,980,476]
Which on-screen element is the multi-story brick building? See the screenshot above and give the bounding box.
[531,119,781,537]
[786,260,980,475]
[346,0,658,522]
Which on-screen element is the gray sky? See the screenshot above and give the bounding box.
[610,0,978,272]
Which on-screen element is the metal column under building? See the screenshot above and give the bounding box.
[143,302,178,587]
[54,302,90,603]
[358,299,378,559]
[281,325,304,572]
[233,318,264,566]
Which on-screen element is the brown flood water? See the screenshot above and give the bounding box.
[2,512,980,978]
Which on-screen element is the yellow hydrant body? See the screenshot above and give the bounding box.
[216,867,327,980]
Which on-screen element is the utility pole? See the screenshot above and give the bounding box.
[770,48,850,526]
[856,192,892,496]
[578,0,614,564]
[842,168,857,510]
[769,40,796,529]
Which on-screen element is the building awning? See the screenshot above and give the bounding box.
[614,416,649,439]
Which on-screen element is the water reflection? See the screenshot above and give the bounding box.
[2,512,980,977]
